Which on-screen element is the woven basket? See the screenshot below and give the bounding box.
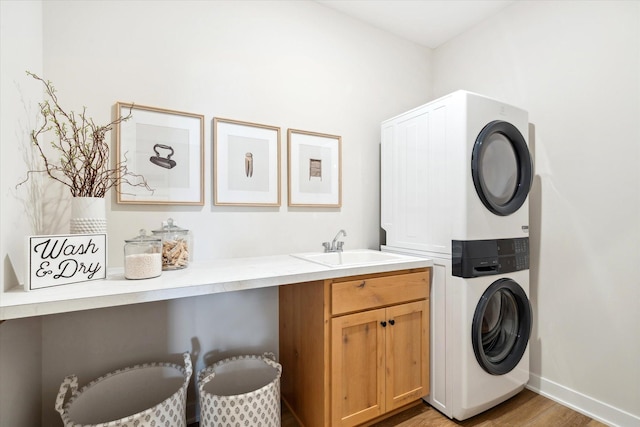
[197,353,282,427]
[55,352,192,427]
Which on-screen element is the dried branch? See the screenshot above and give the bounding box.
[16,71,153,197]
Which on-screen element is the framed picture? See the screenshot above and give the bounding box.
[116,103,204,205]
[288,129,341,207]
[213,118,281,206]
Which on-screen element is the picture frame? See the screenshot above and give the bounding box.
[116,103,205,205]
[288,129,342,207]
[213,118,281,206]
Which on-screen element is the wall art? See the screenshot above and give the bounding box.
[116,103,204,205]
[26,233,107,291]
[214,118,281,206]
[287,129,341,207]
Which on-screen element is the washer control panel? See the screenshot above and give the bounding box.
[452,237,529,278]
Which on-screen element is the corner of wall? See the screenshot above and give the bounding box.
[0,1,45,426]
[1,0,44,296]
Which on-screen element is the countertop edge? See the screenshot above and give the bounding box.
[0,253,432,321]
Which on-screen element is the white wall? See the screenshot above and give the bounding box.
[0,1,44,426]
[39,0,432,263]
[432,2,640,426]
[0,0,43,291]
[0,1,431,425]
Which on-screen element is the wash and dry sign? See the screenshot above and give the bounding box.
[27,234,106,290]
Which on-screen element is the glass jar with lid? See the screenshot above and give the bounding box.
[124,229,162,280]
[152,218,191,270]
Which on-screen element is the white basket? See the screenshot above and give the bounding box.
[55,353,192,427]
[197,353,282,427]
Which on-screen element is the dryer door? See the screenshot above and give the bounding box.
[472,277,532,375]
[471,120,532,216]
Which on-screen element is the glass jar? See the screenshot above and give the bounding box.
[124,229,162,280]
[152,218,191,270]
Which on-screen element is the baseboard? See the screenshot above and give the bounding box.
[527,373,640,427]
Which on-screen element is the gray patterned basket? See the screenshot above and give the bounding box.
[55,352,192,427]
[197,353,282,427]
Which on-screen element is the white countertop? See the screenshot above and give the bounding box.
[0,251,432,321]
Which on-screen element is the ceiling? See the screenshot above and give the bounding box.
[316,0,515,49]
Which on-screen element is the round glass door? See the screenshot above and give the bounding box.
[472,278,532,375]
[471,120,532,216]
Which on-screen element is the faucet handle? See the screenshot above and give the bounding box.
[322,242,331,253]
[336,241,345,252]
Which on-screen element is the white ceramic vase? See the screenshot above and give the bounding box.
[70,197,107,234]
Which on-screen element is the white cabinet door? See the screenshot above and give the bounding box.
[381,103,450,254]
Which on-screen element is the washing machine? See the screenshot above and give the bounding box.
[448,238,532,420]
[381,90,533,255]
[383,240,532,421]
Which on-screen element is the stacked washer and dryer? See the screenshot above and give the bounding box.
[381,91,533,421]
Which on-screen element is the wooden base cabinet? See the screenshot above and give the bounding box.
[280,268,430,427]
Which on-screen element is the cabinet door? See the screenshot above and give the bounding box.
[331,308,386,427]
[381,105,450,254]
[385,299,430,411]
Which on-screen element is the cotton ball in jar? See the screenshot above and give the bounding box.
[124,229,162,279]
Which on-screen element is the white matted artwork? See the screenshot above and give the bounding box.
[214,118,281,206]
[288,129,341,207]
[116,103,204,205]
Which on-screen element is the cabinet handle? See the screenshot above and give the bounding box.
[357,281,366,288]
[380,321,387,327]
[389,319,395,326]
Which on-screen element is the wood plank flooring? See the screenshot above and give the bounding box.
[281,389,608,427]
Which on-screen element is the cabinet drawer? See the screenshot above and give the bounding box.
[331,271,429,315]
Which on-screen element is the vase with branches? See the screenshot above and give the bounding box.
[18,71,152,233]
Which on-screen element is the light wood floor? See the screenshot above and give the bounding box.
[281,389,608,427]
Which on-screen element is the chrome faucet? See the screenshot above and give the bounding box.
[323,229,347,252]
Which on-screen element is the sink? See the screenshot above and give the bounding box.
[291,249,414,268]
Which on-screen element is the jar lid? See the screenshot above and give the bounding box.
[152,218,189,234]
[125,229,161,243]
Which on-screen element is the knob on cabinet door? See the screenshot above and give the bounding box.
[389,319,395,325]
[380,321,387,327]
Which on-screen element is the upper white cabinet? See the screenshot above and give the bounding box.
[381,100,451,255]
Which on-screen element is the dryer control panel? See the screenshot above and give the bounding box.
[452,237,529,278]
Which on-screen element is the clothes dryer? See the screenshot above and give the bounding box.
[381,91,533,255]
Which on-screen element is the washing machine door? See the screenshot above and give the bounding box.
[472,277,532,375]
[471,120,532,216]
